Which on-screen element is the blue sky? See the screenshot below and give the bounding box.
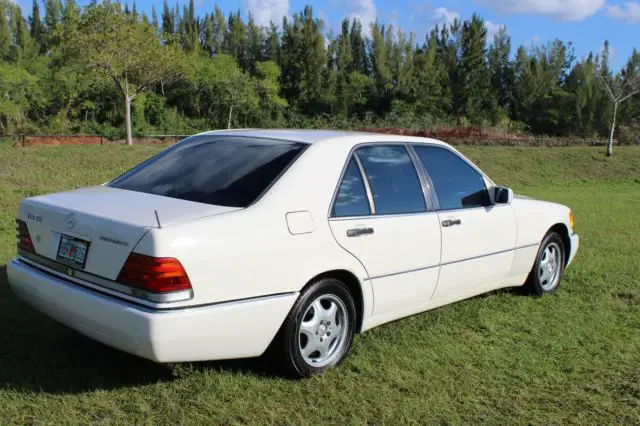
[19,0,639,70]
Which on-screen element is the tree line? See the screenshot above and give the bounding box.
[0,0,638,145]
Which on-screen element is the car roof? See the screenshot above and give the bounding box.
[195,128,449,147]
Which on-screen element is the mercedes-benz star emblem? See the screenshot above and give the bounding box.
[65,213,76,230]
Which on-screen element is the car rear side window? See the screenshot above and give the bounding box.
[332,158,371,217]
[108,136,306,208]
[413,145,490,210]
[356,145,426,215]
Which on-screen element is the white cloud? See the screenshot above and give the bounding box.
[434,7,460,24]
[485,20,505,40]
[346,0,378,32]
[606,1,640,22]
[244,0,290,27]
[478,0,605,20]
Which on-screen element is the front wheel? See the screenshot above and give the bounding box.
[274,278,356,378]
[524,231,566,296]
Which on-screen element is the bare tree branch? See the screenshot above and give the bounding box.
[602,78,616,101]
[619,90,640,104]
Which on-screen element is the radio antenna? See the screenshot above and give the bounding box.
[154,209,162,229]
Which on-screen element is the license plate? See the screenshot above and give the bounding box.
[56,235,90,268]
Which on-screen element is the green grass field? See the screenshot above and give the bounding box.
[1,145,639,424]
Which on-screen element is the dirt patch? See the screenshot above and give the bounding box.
[109,138,177,145]
[13,136,180,147]
[358,126,520,141]
[16,135,103,147]
[357,127,606,146]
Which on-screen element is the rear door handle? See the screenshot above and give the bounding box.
[441,219,462,227]
[346,227,375,237]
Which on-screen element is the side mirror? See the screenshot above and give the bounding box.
[492,186,513,205]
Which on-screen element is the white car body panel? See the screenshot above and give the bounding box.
[8,259,297,362]
[329,213,442,317]
[433,205,518,299]
[7,129,580,363]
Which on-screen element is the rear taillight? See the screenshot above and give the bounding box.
[16,219,35,253]
[117,253,192,294]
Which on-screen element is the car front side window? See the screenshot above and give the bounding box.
[413,145,490,211]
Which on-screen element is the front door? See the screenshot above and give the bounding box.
[412,145,517,299]
[328,145,442,317]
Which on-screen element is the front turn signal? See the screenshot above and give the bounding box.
[569,210,575,233]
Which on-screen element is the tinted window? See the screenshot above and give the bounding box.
[357,146,426,215]
[332,158,371,217]
[109,136,305,207]
[414,146,490,210]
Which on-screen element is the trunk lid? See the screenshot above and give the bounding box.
[18,186,241,280]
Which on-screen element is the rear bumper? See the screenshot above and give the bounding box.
[7,259,297,363]
[568,233,579,266]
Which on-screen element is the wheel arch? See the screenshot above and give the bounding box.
[304,269,365,333]
[548,223,571,266]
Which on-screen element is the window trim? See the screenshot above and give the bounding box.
[409,143,493,212]
[353,153,377,215]
[330,156,374,218]
[328,141,497,219]
[328,143,436,219]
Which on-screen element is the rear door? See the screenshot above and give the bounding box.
[412,145,517,299]
[328,145,442,317]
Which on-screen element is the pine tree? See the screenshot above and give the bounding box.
[151,5,159,32]
[349,18,368,75]
[617,49,640,138]
[224,11,247,66]
[264,22,280,63]
[30,0,45,48]
[280,7,326,111]
[0,1,11,61]
[458,14,491,122]
[44,0,62,34]
[299,6,326,111]
[246,14,263,73]
[487,26,512,112]
[369,21,393,111]
[63,0,80,26]
[161,0,173,38]
[202,13,214,55]
[212,6,226,54]
[12,4,36,61]
[412,30,448,116]
[180,0,197,51]
[335,18,353,113]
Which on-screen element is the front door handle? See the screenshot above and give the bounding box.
[346,227,375,237]
[441,219,462,227]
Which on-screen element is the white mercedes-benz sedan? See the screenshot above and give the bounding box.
[8,129,579,377]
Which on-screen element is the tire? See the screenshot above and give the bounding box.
[524,231,566,296]
[273,278,356,378]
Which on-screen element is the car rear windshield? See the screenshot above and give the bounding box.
[108,135,307,208]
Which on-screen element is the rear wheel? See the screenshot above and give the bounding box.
[274,278,356,378]
[525,231,565,296]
